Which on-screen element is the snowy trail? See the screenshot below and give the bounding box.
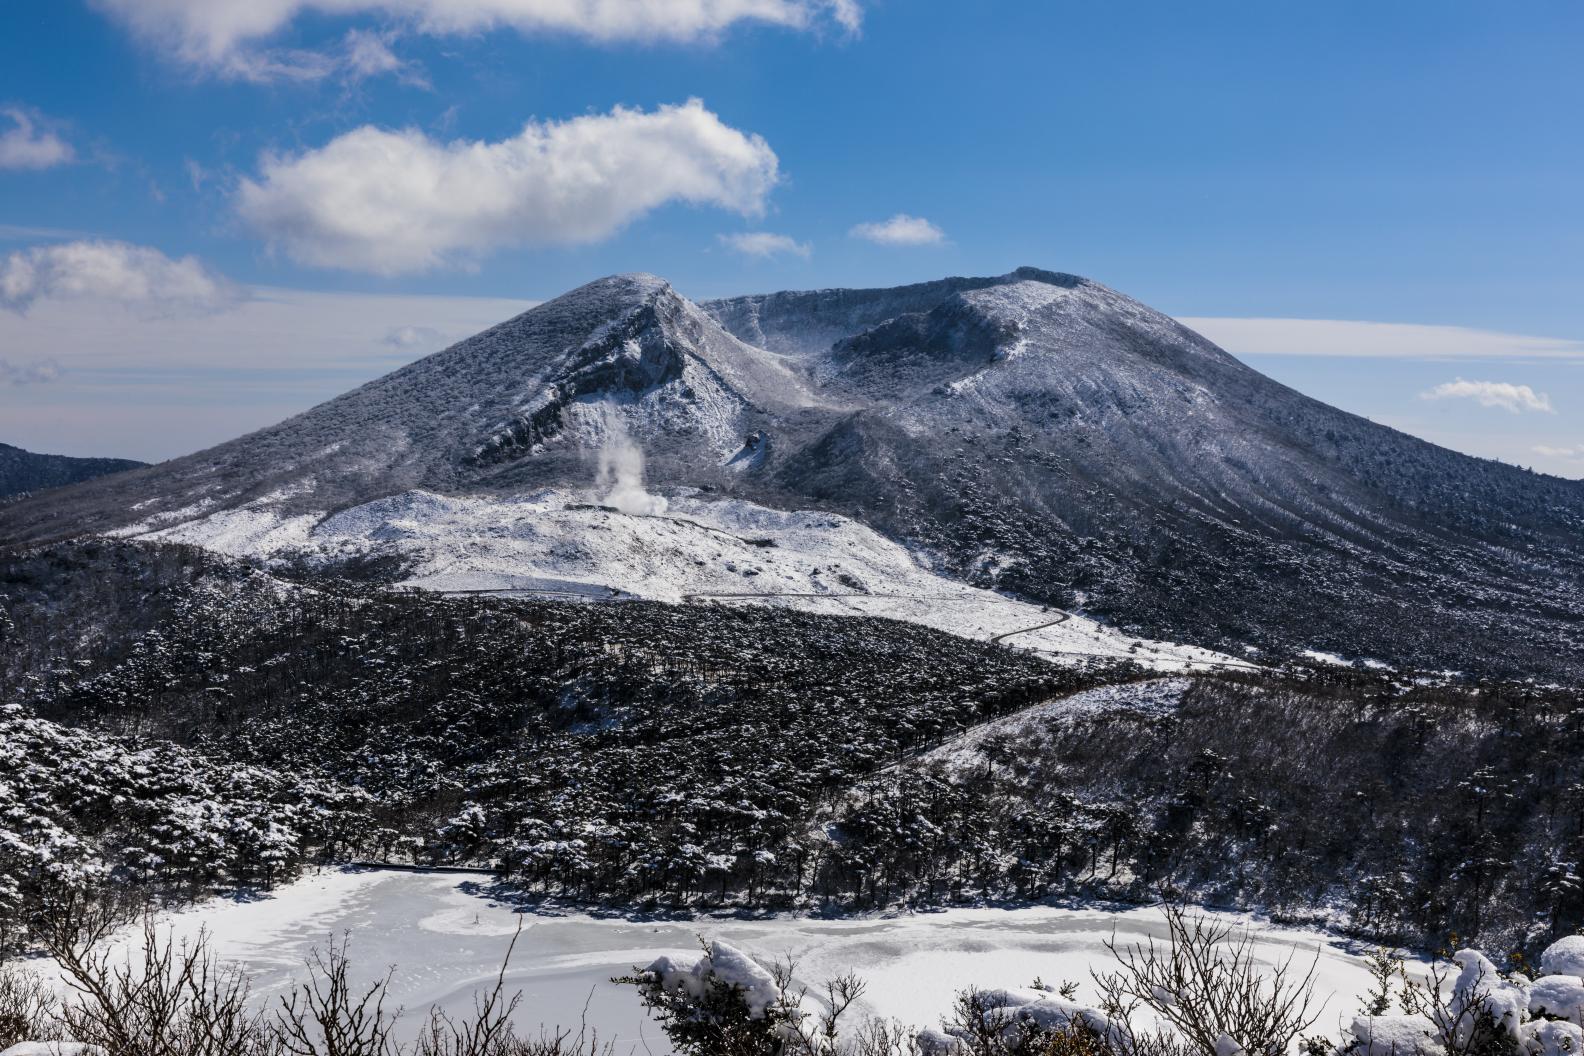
[21,870,1383,1056]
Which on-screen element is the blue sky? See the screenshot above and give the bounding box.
[2,0,1583,474]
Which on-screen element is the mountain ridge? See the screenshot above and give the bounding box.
[0,441,146,501]
[3,267,1580,677]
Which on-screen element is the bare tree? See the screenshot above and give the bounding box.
[0,965,60,1050]
[1093,904,1323,1056]
[274,938,401,1056]
[43,907,275,1056]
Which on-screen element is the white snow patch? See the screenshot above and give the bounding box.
[126,488,1253,674]
[1541,935,1584,979]
[918,679,1191,771]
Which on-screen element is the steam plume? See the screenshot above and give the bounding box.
[595,406,668,515]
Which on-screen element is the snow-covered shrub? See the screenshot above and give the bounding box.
[625,941,916,1056]
[622,915,1584,1056]
[1345,933,1584,1056]
[625,942,800,1056]
[0,710,368,958]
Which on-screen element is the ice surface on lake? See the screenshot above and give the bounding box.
[34,869,1382,1055]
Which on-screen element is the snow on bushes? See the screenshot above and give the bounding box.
[1542,938,1584,980]
[1347,937,1584,1056]
[0,706,367,955]
[624,916,1584,1056]
[645,942,783,1020]
[915,986,1120,1055]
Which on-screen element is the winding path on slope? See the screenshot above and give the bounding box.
[681,594,1257,670]
[425,584,1252,671]
[989,612,1073,643]
[679,590,961,603]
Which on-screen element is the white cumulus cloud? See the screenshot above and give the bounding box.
[91,0,860,79]
[236,99,781,275]
[0,108,74,170]
[0,241,240,315]
[1420,378,1554,414]
[849,213,945,246]
[718,231,810,258]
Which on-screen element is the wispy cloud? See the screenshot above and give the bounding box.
[1179,316,1584,363]
[849,213,945,246]
[382,324,445,351]
[0,223,86,242]
[341,28,428,87]
[0,356,62,385]
[90,0,861,82]
[1420,378,1554,414]
[718,231,811,259]
[237,100,780,274]
[0,107,74,170]
[0,240,241,315]
[1533,443,1584,461]
[0,285,533,459]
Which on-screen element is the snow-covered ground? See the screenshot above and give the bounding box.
[916,678,1191,771]
[22,869,1383,1055]
[120,487,1251,673]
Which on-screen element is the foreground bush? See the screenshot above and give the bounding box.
[13,899,1584,1056]
[0,896,606,1056]
[623,905,1584,1056]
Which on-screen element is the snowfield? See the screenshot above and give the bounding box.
[23,869,1384,1055]
[120,487,1251,672]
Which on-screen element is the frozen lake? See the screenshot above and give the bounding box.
[46,869,1382,1053]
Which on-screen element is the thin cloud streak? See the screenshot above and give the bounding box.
[0,285,534,459]
[1181,316,1584,363]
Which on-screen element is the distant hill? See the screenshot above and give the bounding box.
[0,441,145,500]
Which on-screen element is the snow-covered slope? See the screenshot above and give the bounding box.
[124,486,1247,673]
[4,273,825,541]
[7,266,1583,676]
[916,678,1193,771]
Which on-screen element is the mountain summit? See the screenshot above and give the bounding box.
[4,268,1581,676]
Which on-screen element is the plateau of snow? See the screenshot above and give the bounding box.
[117,487,1250,672]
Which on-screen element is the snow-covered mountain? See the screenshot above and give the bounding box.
[4,267,1581,676]
[0,441,144,499]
